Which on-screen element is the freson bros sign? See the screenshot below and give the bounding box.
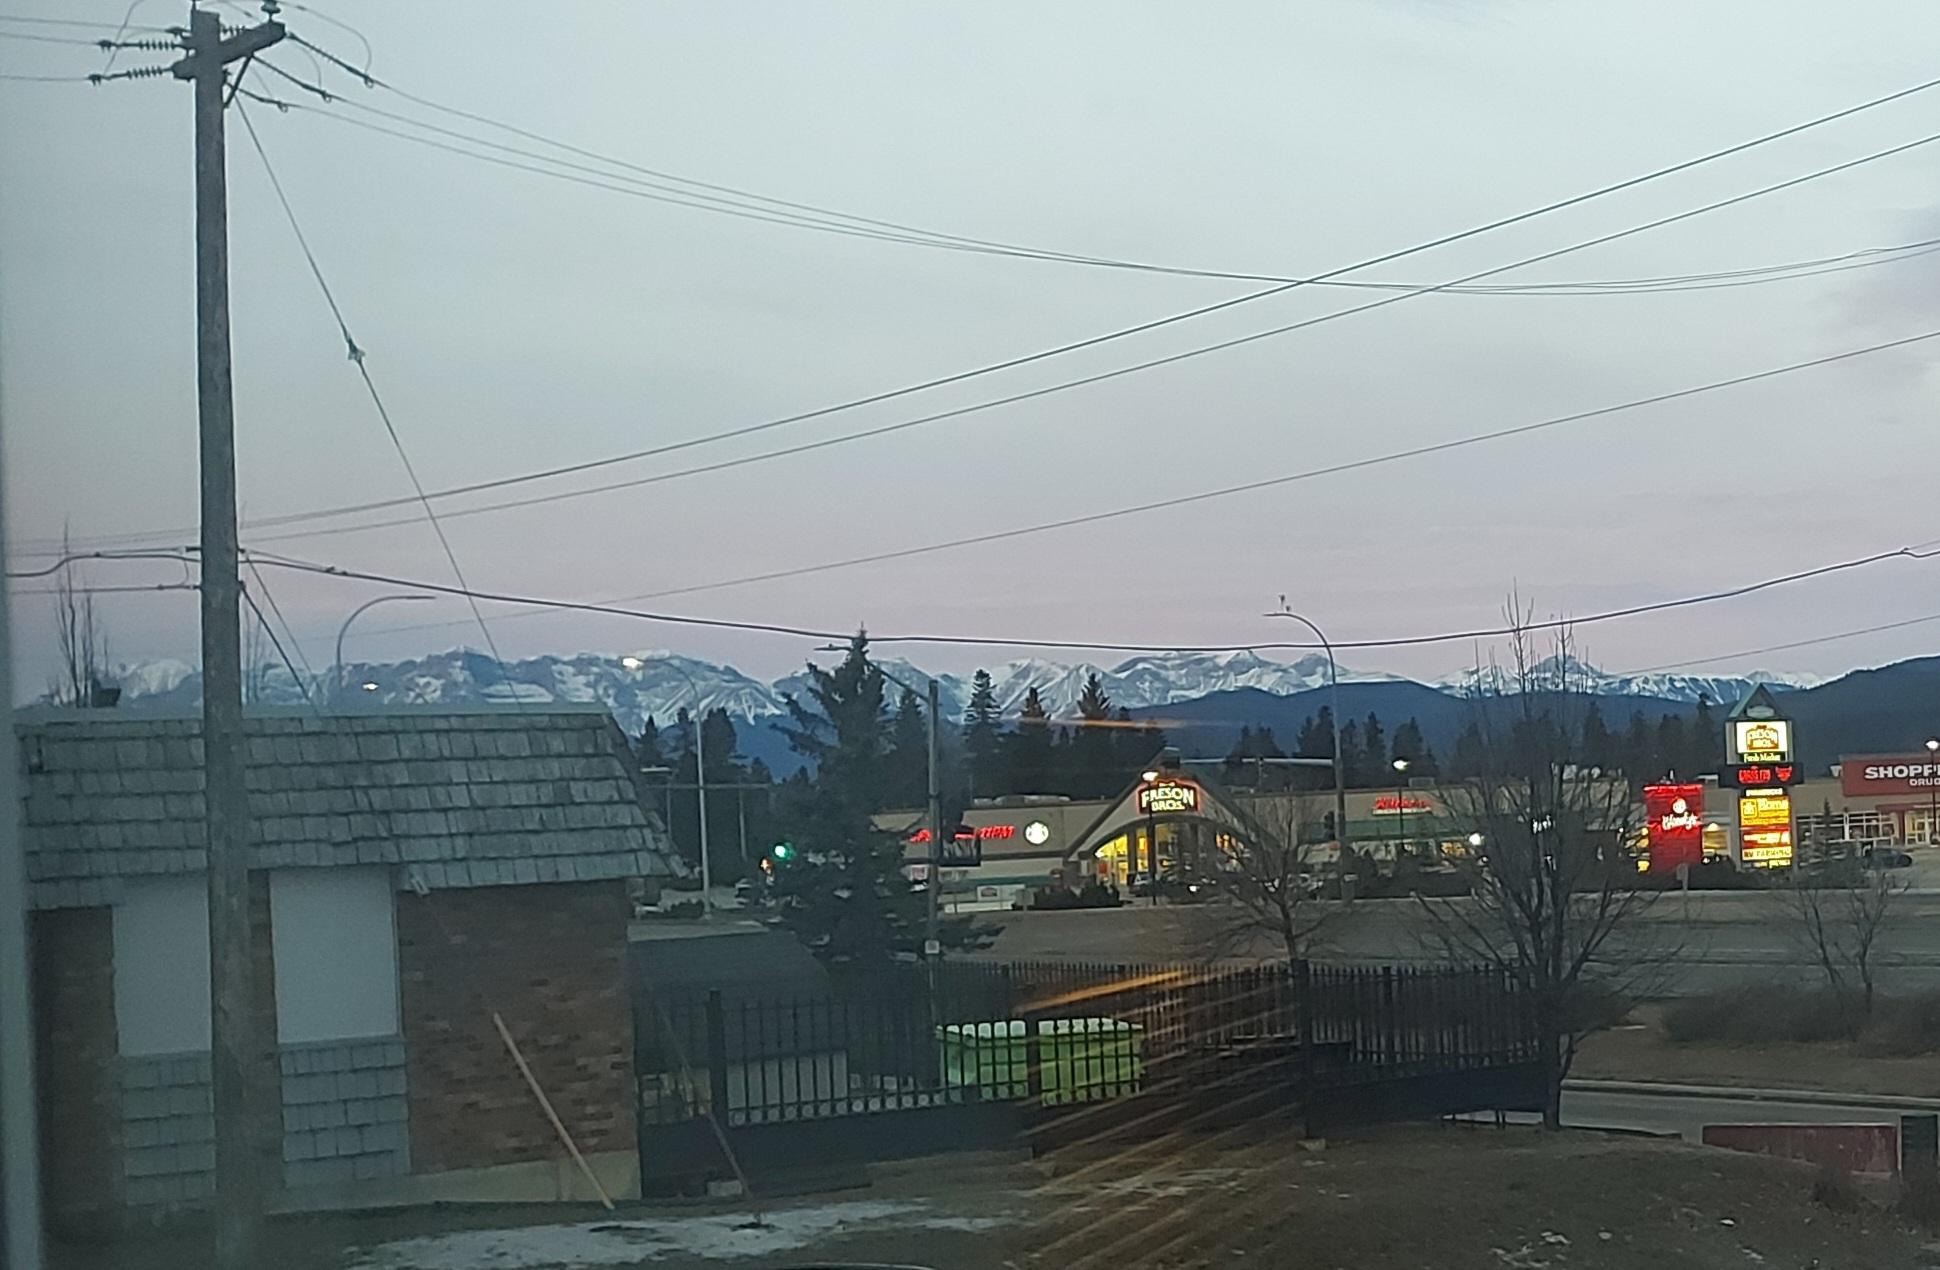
[1136,779,1201,815]
[1841,756,1940,797]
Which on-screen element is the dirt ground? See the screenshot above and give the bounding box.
[50,1124,1940,1270]
[1574,1002,1940,1098]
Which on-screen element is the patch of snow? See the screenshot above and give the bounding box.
[348,1199,1009,1269]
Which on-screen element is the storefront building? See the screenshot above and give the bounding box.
[1785,752,1940,852]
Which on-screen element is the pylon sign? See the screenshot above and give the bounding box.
[1726,685,1797,869]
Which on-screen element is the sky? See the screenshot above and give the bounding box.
[4,0,1940,695]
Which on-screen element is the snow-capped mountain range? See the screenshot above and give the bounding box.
[79,646,1819,734]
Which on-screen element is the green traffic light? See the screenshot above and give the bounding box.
[771,842,795,861]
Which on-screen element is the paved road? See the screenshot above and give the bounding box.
[974,890,1940,993]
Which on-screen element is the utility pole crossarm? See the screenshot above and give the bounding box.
[169,19,286,80]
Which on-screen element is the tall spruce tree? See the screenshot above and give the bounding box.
[1004,687,1054,794]
[885,686,928,808]
[771,630,925,962]
[962,669,1001,797]
[1069,672,1117,798]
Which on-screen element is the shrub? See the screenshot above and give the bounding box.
[1030,886,1081,911]
[1857,993,1940,1057]
[1076,881,1123,908]
[1662,985,1858,1045]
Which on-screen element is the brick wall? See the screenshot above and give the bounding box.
[396,881,635,1173]
[280,1039,410,1187]
[31,907,121,1226]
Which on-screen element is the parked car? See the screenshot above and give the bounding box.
[1863,847,1914,869]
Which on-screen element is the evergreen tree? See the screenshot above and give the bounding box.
[632,716,665,770]
[1338,719,1364,786]
[962,669,1001,797]
[1579,699,1614,771]
[885,686,928,808]
[1112,707,1166,777]
[1360,712,1388,780]
[771,629,927,963]
[1448,719,1486,780]
[1391,717,1437,777]
[1003,687,1055,794]
[1688,695,1719,777]
[1224,725,1259,786]
[1654,713,1686,783]
[1068,673,1118,798]
[1620,711,1653,788]
[1292,708,1335,791]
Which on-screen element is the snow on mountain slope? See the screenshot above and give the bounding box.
[1440,654,1820,705]
[80,646,1817,725]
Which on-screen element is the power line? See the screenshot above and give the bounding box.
[241,541,1938,656]
[351,324,1940,617]
[288,30,1940,297]
[242,74,1940,297]
[1615,611,1940,676]
[72,114,1940,557]
[196,64,1940,534]
[7,582,195,597]
[233,95,525,706]
[0,13,172,32]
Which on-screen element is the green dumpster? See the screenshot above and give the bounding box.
[937,1017,1143,1104]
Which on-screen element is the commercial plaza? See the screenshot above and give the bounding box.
[881,746,1940,910]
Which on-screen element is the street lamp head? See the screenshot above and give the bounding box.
[360,681,379,692]
[1392,757,1409,773]
[1141,770,1159,782]
[1927,737,1939,753]
[1467,832,1485,848]
[621,655,644,671]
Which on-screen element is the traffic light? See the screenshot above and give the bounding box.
[770,842,795,862]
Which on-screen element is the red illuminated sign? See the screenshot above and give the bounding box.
[1722,763,1800,790]
[908,824,1015,844]
[1644,782,1705,873]
[1840,755,1940,797]
[1371,794,1435,815]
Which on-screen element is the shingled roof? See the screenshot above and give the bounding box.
[18,707,680,910]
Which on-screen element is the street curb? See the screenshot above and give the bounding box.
[1567,1078,1940,1112]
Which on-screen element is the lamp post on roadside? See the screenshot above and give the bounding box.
[1392,757,1410,862]
[1263,602,1351,865]
[1142,768,1160,901]
[332,594,432,707]
[1926,738,1939,845]
[628,656,711,915]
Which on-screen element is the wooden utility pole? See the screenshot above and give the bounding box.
[171,8,283,1267]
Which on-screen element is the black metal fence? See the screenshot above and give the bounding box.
[636,959,1539,1130]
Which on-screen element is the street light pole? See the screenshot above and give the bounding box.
[332,594,432,707]
[1264,603,1351,864]
[925,676,942,957]
[1392,757,1410,861]
[1926,738,1939,846]
[626,656,713,912]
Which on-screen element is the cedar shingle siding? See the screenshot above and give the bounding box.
[18,709,677,907]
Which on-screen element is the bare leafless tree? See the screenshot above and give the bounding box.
[1777,855,1906,1025]
[1189,789,1333,963]
[50,529,112,707]
[1416,605,1662,1127]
